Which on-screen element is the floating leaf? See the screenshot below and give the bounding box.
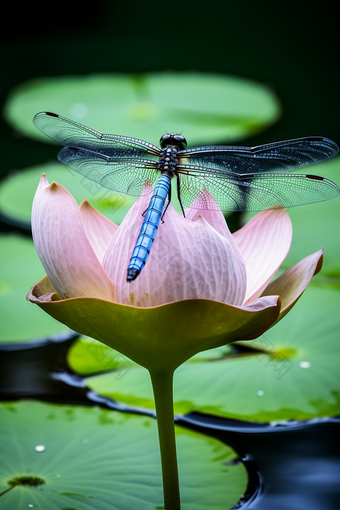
[0,401,247,509]
[67,336,138,375]
[4,72,280,146]
[67,336,232,376]
[0,235,67,342]
[87,286,340,422]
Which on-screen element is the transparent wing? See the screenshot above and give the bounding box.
[33,111,161,160]
[177,165,339,212]
[178,136,339,174]
[58,147,159,196]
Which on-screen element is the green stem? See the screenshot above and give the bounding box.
[150,370,181,510]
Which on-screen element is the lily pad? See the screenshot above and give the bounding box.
[0,163,136,226]
[87,285,340,422]
[4,72,280,146]
[0,235,67,342]
[0,401,247,509]
[244,156,340,277]
[67,336,138,376]
[67,336,232,376]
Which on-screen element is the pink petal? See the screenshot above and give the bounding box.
[238,294,281,312]
[184,187,247,278]
[103,192,247,307]
[184,188,233,239]
[79,200,118,263]
[261,248,323,323]
[32,174,115,300]
[233,209,292,304]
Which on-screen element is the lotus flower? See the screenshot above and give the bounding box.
[27,173,323,510]
[28,173,323,372]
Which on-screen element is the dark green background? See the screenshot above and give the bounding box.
[1,0,339,182]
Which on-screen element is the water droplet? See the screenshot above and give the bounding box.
[35,445,45,452]
[28,505,34,508]
[257,390,264,396]
[82,439,89,444]
[299,361,311,369]
[56,473,60,477]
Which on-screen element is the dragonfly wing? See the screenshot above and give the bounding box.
[177,165,340,212]
[238,172,340,210]
[179,136,339,174]
[58,147,159,196]
[33,112,161,160]
[178,170,246,211]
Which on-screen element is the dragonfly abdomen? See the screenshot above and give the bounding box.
[127,173,171,282]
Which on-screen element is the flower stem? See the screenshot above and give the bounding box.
[150,370,181,509]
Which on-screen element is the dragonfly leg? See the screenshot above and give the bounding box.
[176,175,186,217]
[160,181,172,223]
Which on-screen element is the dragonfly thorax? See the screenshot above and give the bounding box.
[158,134,186,176]
[157,145,180,176]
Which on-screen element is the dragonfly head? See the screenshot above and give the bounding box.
[160,133,187,150]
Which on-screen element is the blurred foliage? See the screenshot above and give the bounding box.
[4,72,280,146]
[0,235,67,342]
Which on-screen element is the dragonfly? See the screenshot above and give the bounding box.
[33,112,339,282]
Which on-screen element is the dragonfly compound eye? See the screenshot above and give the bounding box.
[160,133,187,150]
[173,134,187,150]
[160,134,171,148]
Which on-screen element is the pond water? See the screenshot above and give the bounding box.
[1,334,339,509]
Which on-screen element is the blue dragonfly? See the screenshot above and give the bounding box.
[33,112,339,282]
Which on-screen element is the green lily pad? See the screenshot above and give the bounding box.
[0,163,136,225]
[4,72,280,146]
[87,285,340,422]
[67,336,232,376]
[0,401,247,509]
[67,336,138,376]
[0,235,67,342]
[243,156,340,277]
